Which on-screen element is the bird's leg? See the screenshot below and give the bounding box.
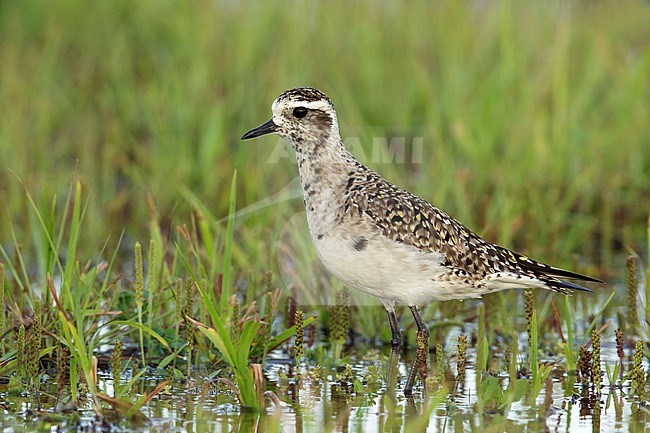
[404,335,429,396]
[404,306,430,396]
[404,348,426,397]
[387,309,403,348]
[404,354,418,396]
[409,305,429,339]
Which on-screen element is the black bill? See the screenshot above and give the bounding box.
[241,119,278,140]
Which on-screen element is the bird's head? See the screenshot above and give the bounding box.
[242,87,340,151]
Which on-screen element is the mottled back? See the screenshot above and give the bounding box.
[342,166,598,293]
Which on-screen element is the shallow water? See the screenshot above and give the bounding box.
[1,327,648,433]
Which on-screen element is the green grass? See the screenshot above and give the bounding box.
[0,0,649,431]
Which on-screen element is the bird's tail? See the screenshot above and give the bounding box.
[541,276,595,295]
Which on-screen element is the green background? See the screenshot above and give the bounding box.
[1,0,648,271]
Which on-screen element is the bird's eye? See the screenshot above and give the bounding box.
[293,107,308,119]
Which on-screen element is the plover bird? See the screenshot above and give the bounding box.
[242,87,600,349]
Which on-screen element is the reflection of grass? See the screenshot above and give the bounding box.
[528,311,553,404]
